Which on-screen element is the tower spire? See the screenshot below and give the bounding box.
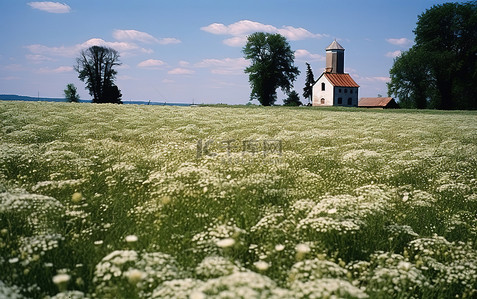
[325,40,345,73]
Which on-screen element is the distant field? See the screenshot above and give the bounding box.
[1,101,476,298]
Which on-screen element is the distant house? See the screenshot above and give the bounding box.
[312,41,359,107]
[358,97,399,108]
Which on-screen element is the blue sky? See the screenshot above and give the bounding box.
[0,0,451,104]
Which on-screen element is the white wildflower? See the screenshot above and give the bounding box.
[254,260,270,271]
[52,273,71,285]
[216,238,235,248]
[125,235,138,243]
[125,269,145,285]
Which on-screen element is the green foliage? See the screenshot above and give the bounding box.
[63,84,80,103]
[302,63,314,104]
[388,1,477,110]
[283,90,302,106]
[243,32,300,106]
[388,48,432,109]
[75,46,122,104]
[0,101,476,298]
[102,85,122,104]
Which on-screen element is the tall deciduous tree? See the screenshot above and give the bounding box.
[303,62,315,105]
[388,1,477,110]
[75,46,122,104]
[243,32,300,106]
[388,48,432,109]
[64,83,80,103]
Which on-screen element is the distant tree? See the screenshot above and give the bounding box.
[303,62,315,105]
[243,32,300,106]
[64,83,80,103]
[74,46,122,104]
[283,90,302,106]
[388,1,477,109]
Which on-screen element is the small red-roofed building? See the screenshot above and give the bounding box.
[312,41,360,107]
[359,97,399,108]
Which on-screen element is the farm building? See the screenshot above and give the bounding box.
[312,41,359,107]
[358,97,399,108]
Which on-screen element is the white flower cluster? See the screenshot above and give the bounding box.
[0,280,25,299]
[93,250,184,298]
[195,256,242,278]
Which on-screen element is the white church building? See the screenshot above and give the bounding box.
[312,41,359,107]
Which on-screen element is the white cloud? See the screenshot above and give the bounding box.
[386,38,412,46]
[168,68,195,75]
[278,26,324,40]
[26,38,152,58]
[178,61,190,66]
[113,30,181,45]
[28,2,71,13]
[386,50,402,58]
[201,20,326,47]
[137,59,167,69]
[113,29,159,43]
[195,57,248,75]
[223,36,248,47]
[26,54,53,63]
[295,49,325,62]
[359,76,391,83]
[36,66,73,73]
[158,38,181,45]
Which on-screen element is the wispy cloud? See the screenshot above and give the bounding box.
[36,66,73,73]
[168,68,195,75]
[28,2,71,13]
[113,29,159,43]
[295,49,325,62]
[158,38,181,45]
[26,38,152,58]
[195,57,248,75]
[137,59,167,69]
[386,38,412,46]
[358,76,391,83]
[201,20,327,47]
[113,29,181,45]
[1,76,20,80]
[386,50,402,58]
[26,54,54,63]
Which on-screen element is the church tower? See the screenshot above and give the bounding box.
[312,40,359,107]
[325,40,345,74]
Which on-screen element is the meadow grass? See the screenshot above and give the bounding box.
[0,101,476,298]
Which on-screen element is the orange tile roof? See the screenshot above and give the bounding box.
[324,73,359,87]
[359,97,395,107]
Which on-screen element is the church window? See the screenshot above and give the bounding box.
[344,89,348,93]
[321,98,325,104]
[347,98,352,105]
[321,83,325,91]
[350,89,353,94]
[338,97,342,104]
[338,88,342,93]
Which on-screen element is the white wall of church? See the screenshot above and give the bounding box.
[312,76,333,106]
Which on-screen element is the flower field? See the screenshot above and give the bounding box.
[1,101,476,298]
